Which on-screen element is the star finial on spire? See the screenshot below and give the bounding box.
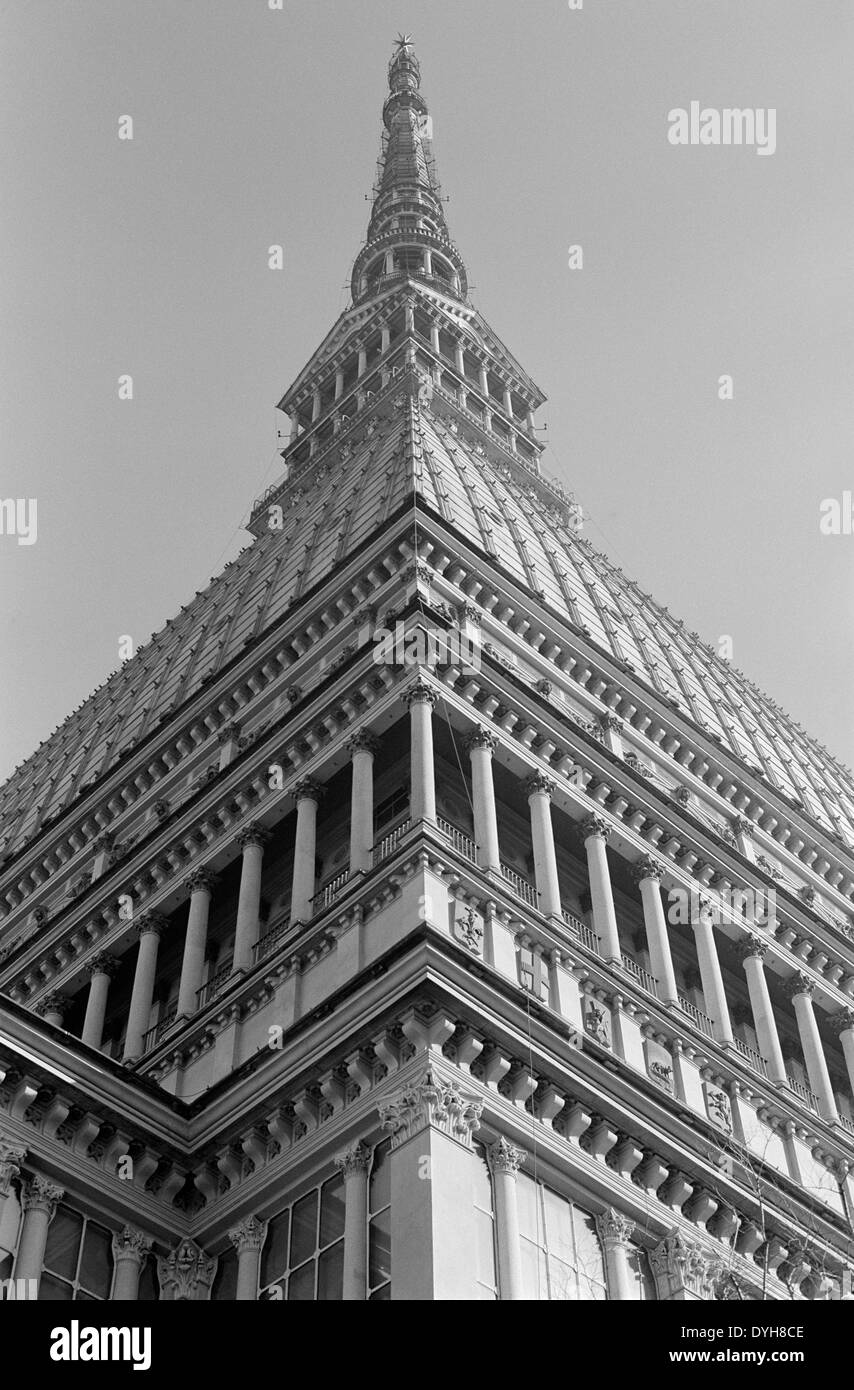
[395,33,414,50]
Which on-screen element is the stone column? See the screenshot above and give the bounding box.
[489,1137,525,1301]
[334,1141,372,1300]
[157,1238,217,1301]
[232,824,270,973]
[290,777,324,924]
[81,954,119,1050]
[785,973,839,1123]
[595,1208,636,1300]
[405,680,437,824]
[581,816,621,964]
[36,992,68,1028]
[378,1062,484,1301]
[348,730,378,874]
[466,727,500,872]
[229,1216,267,1301]
[830,1008,854,1099]
[525,773,562,919]
[691,898,734,1044]
[112,1226,153,1300]
[176,869,217,1019]
[123,911,167,1061]
[736,936,787,1085]
[631,858,679,1005]
[15,1175,64,1289]
[0,1141,26,1233]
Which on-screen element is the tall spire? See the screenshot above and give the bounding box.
[351,37,468,305]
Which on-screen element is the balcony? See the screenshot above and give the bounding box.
[786,1075,822,1116]
[677,994,715,1040]
[196,960,234,1011]
[373,817,412,865]
[621,953,659,999]
[499,862,539,910]
[561,907,601,957]
[252,914,292,964]
[312,868,351,913]
[436,817,478,865]
[732,1035,769,1079]
[141,1002,177,1054]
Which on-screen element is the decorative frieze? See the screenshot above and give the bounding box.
[649,1229,726,1301]
[157,1238,217,1301]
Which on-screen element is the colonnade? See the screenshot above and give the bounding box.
[55,687,854,1117]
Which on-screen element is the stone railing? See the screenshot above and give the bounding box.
[500,862,539,909]
[621,953,659,999]
[196,961,234,1011]
[677,994,715,1040]
[437,817,478,865]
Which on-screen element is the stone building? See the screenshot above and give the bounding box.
[0,38,852,1302]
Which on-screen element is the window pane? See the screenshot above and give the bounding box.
[319,1174,346,1248]
[472,1146,493,1214]
[43,1206,83,1280]
[39,1274,73,1301]
[473,1207,496,1291]
[542,1187,574,1265]
[369,1283,391,1301]
[79,1222,112,1299]
[317,1241,344,1300]
[519,1236,547,1300]
[287,1260,315,1301]
[290,1192,318,1269]
[515,1172,540,1242]
[76,1290,97,1302]
[137,1261,158,1302]
[211,1246,238,1302]
[572,1210,606,1286]
[261,1211,289,1286]
[548,1255,579,1300]
[368,1209,391,1289]
[369,1141,390,1213]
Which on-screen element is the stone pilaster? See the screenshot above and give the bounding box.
[112,1226,153,1300]
[228,1215,267,1301]
[334,1141,373,1300]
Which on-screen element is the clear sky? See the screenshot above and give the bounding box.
[1,0,852,787]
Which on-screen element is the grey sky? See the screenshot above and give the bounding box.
[1,0,852,787]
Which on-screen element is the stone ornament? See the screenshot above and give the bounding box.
[580,814,611,842]
[735,933,767,962]
[21,1175,65,1216]
[703,1082,733,1134]
[0,1141,27,1197]
[185,868,217,897]
[489,1135,525,1176]
[157,1238,217,1301]
[595,1208,635,1246]
[631,856,664,886]
[649,1229,726,1301]
[523,771,555,798]
[236,822,271,851]
[85,953,121,980]
[377,1065,483,1151]
[36,992,68,1020]
[464,725,497,753]
[404,679,437,708]
[829,1008,854,1036]
[228,1215,268,1254]
[346,728,380,757]
[112,1226,153,1266]
[584,997,612,1048]
[452,905,484,955]
[333,1141,373,1178]
[136,910,168,939]
[783,972,814,1001]
[292,776,325,804]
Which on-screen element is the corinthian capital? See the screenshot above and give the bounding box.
[36,992,68,1021]
[347,727,380,757]
[630,856,664,886]
[377,1065,483,1152]
[829,1008,854,1037]
[236,822,271,851]
[334,1141,373,1178]
[185,868,217,897]
[464,725,497,754]
[136,910,168,939]
[489,1136,526,1177]
[22,1175,64,1216]
[228,1215,268,1254]
[736,933,767,962]
[112,1226,153,1265]
[85,952,121,980]
[783,972,814,1001]
[649,1229,725,1301]
[595,1207,636,1247]
[404,678,437,708]
[580,814,611,842]
[293,775,325,804]
[0,1141,27,1197]
[523,771,555,798]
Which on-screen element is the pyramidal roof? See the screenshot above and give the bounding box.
[2,39,853,867]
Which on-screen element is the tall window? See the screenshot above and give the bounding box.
[39,1205,113,1301]
[516,1174,607,1300]
[472,1144,498,1299]
[258,1172,345,1300]
[368,1139,391,1300]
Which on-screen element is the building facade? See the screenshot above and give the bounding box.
[1,38,853,1302]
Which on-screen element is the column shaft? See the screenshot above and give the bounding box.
[123,914,166,1061]
[582,819,621,963]
[406,683,436,824]
[526,775,561,918]
[15,1177,64,1290]
[490,1140,525,1300]
[233,829,268,972]
[692,908,734,1044]
[788,978,838,1122]
[633,861,679,1005]
[348,733,377,874]
[290,781,323,923]
[468,731,500,871]
[739,940,787,1084]
[177,873,215,1018]
[335,1143,371,1300]
[81,959,116,1050]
